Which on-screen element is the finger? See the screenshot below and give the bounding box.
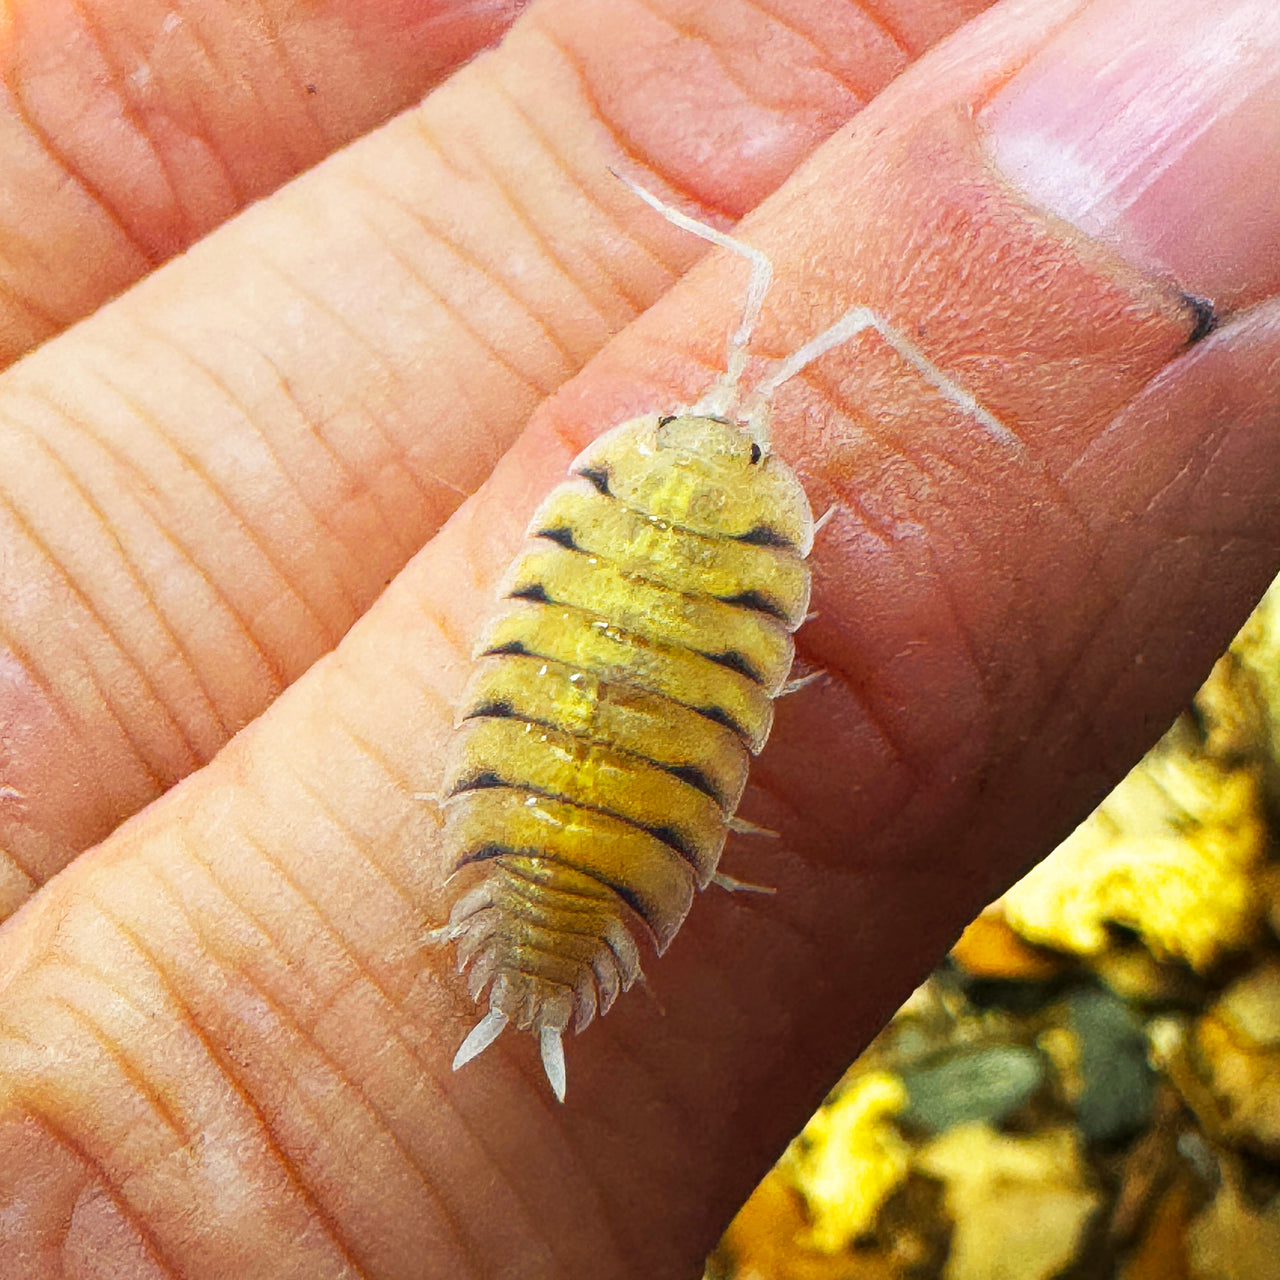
[0,0,528,368]
[0,0,990,911]
[6,0,1277,1275]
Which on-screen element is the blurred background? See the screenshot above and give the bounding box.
[705,578,1280,1280]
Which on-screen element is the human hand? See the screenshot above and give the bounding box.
[1,0,1278,1276]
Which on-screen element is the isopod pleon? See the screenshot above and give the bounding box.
[430,175,1004,1100]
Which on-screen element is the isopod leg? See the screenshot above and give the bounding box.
[711,871,777,895]
[726,815,779,838]
[779,670,824,698]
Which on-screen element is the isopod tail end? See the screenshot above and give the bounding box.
[540,1026,567,1103]
[452,1009,509,1072]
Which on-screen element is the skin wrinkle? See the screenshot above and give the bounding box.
[140,852,483,1280]
[165,1,291,207]
[351,168,558,401]
[241,258,459,531]
[92,891,374,1279]
[81,376,327,684]
[420,83,620,367]
[489,49,672,297]
[0,497,170,791]
[130,327,369,631]
[1023,343,1280,763]
[0,616,109,804]
[408,566,480,663]
[119,311,355,647]
[739,0,877,101]
[9,389,266,753]
[263,240,526,503]
[562,1052,701,1262]
[137,4,269,223]
[327,709,448,803]
[531,30,735,222]
[6,390,228,750]
[0,263,61,334]
[349,198,554,407]
[286,770,421,914]
[820,479,897,547]
[478,67,653,317]
[163,51,248,219]
[695,0,867,115]
[248,2,327,164]
[232,340,414,572]
[4,15,158,268]
[151,824,423,1064]
[63,0,192,240]
[151,811,483,1223]
[799,640,927,786]
[1035,536,1275,764]
[40,359,287,697]
[1142,420,1232,524]
[799,371,1112,743]
[156,832,580,1278]
[916,514,993,696]
[990,523,1253,794]
[21,1106,183,1279]
[854,0,913,55]
[804,362,1004,542]
[47,994,188,1141]
[633,3,776,119]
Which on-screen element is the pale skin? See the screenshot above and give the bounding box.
[1,1,1280,1278]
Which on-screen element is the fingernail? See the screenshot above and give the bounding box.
[981,0,1280,309]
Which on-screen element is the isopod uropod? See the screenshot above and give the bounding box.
[430,176,1005,1101]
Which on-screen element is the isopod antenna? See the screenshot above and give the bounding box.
[612,170,1018,456]
[610,170,773,446]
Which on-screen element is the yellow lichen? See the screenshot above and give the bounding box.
[782,1071,911,1252]
[1001,721,1263,972]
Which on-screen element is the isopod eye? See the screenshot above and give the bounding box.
[579,466,611,496]
[749,442,762,465]
[658,414,676,427]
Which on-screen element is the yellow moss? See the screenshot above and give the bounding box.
[782,1071,911,1253]
[1001,724,1263,972]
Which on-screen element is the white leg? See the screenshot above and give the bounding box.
[727,815,780,838]
[712,871,777,895]
[812,504,838,537]
[779,670,824,697]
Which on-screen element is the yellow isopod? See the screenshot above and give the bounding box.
[431,176,1007,1100]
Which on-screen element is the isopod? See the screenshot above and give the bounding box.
[431,175,1004,1100]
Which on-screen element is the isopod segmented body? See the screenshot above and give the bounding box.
[432,175,1003,1100]
[436,411,813,1099]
